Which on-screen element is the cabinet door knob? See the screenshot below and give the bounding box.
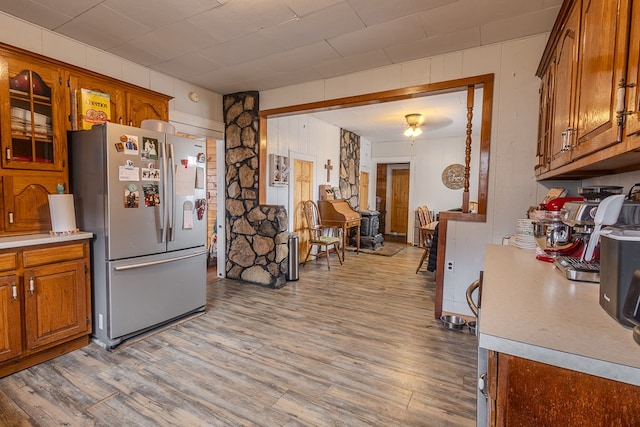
[29,277,34,295]
[478,372,488,397]
[8,212,13,224]
[12,282,17,300]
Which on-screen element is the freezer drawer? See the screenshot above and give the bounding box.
[97,248,206,348]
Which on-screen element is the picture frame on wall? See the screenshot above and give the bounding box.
[332,187,342,199]
[270,154,289,187]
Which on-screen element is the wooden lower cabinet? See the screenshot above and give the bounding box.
[0,239,91,377]
[489,351,640,426]
[0,273,21,363]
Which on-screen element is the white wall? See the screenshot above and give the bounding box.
[266,115,341,229]
[262,34,558,316]
[0,11,224,138]
[373,134,480,217]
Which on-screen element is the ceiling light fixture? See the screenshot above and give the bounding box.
[403,113,423,138]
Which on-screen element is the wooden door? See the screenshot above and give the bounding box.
[126,89,169,127]
[0,274,22,362]
[359,171,369,210]
[2,56,66,171]
[2,175,56,234]
[535,67,553,176]
[390,168,409,234]
[572,0,630,158]
[624,0,640,141]
[23,259,88,350]
[549,0,580,170]
[293,159,313,261]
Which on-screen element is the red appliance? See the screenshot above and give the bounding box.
[533,197,585,262]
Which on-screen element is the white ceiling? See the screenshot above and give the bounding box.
[310,88,484,143]
[0,0,561,141]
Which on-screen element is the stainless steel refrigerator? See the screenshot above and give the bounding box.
[69,122,207,349]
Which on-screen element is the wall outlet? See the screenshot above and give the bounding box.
[446,260,454,271]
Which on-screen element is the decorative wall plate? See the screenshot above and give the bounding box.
[442,164,465,190]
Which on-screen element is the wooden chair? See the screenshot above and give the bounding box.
[416,205,438,273]
[302,200,343,270]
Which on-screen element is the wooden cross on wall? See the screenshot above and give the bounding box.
[324,159,333,182]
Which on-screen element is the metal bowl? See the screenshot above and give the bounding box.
[440,315,466,330]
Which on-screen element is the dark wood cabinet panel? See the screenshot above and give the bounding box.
[492,353,640,427]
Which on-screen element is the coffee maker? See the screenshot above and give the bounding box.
[600,227,640,327]
[553,195,640,282]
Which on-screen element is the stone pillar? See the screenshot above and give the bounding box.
[339,128,360,209]
[223,91,288,288]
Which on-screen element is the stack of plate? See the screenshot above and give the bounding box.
[513,218,537,250]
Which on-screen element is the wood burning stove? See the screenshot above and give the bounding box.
[357,210,384,249]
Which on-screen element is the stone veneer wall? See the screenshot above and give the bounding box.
[223,91,288,288]
[339,129,361,209]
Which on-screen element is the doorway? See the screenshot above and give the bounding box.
[375,162,410,237]
[292,157,314,262]
[359,171,369,210]
[390,167,410,235]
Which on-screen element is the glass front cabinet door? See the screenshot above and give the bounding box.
[2,58,66,171]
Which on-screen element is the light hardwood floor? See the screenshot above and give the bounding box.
[0,243,478,426]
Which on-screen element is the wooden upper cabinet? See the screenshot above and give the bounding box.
[572,0,631,159]
[0,55,66,172]
[0,43,171,236]
[70,74,126,126]
[624,0,640,143]
[69,74,169,128]
[535,0,639,179]
[126,88,170,127]
[549,0,581,170]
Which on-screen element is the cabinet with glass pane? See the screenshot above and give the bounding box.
[0,53,67,234]
[2,55,66,171]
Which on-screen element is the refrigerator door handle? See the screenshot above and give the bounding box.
[113,249,208,271]
[160,142,168,243]
[168,143,176,242]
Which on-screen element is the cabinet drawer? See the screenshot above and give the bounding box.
[0,252,18,272]
[23,243,85,267]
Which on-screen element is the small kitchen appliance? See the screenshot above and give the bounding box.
[550,195,640,282]
[622,269,640,345]
[532,197,585,262]
[600,226,640,327]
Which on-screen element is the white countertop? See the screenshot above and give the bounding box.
[479,244,640,386]
[0,232,94,250]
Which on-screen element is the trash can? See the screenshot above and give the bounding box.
[287,233,299,281]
